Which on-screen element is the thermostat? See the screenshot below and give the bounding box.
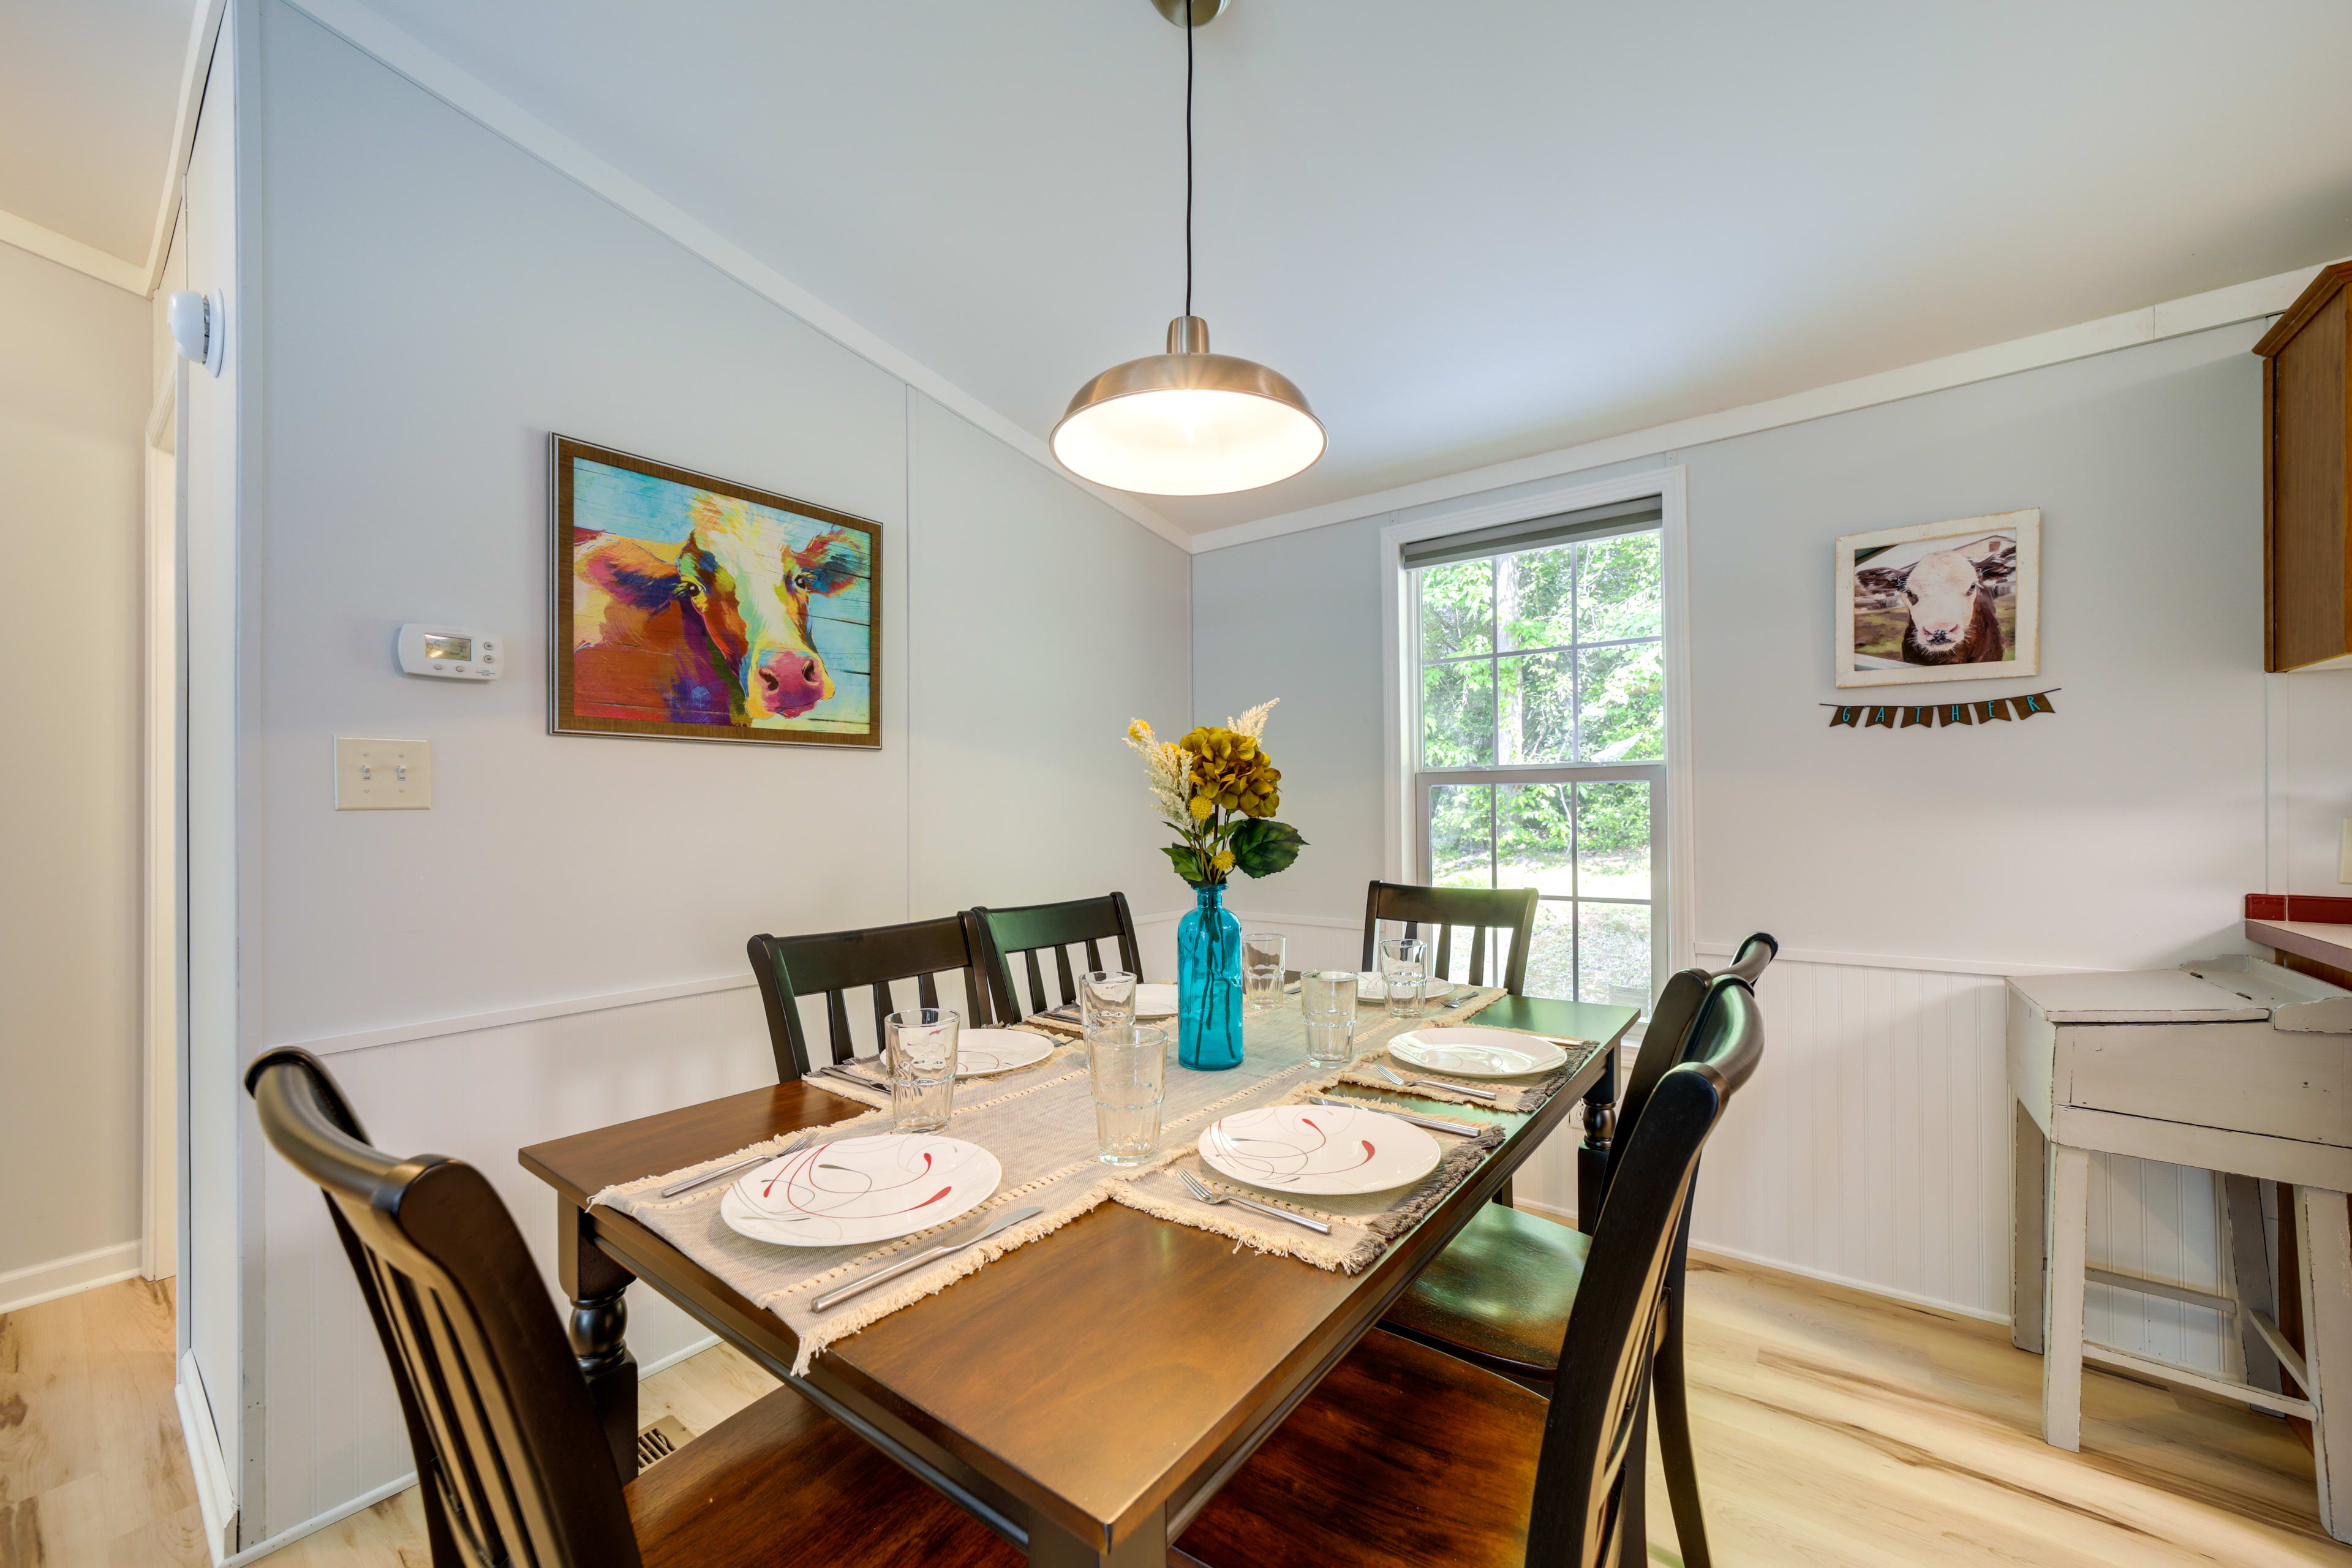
[398,624,502,680]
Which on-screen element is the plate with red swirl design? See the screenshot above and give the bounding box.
[719,1133,1001,1248]
[1197,1103,1441,1197]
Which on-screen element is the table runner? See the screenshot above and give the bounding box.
[589,987,1593,1373]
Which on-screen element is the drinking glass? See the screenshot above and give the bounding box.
[1087,1025,1170,1166]
[883,1008,959,1133]
[1079,970,1137,1033]
[1300,970,1358,1068]
[1378,937,1430,1020]
[1242,933,1288,1012]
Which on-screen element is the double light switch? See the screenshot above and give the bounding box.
[335,737,432,809]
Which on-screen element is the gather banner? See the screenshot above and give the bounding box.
[1825,690,2057,729]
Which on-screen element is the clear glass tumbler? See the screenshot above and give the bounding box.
[1300,970,1359,1068]
[884,1008,959,1133]
[1242,933,1288,1012]
[1079,969,1137,1034]
[1379,937,1430,1020]
[1087,1025,1170,1166]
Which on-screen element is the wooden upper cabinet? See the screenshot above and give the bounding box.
[2258,262,2352,671]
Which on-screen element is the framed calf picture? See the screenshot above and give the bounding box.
[552,436,881,746]
[1836,508,2040,688]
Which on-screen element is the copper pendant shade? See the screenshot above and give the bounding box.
[1051,1,1324,497]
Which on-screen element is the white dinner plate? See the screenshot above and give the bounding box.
[1354,971,1463,1005]
[953,1028,1056,1078]
[1197,1102,1442,1197]
[1133,982,1178,1017]
[720,1133,1001,1248]
[1389,1027,1571,1079]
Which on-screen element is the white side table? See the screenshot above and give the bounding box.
[2008,957,2352,1544]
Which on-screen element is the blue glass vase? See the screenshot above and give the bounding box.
[1177,882,1245,1071]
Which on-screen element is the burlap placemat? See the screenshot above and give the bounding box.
[589,986,1563,1373]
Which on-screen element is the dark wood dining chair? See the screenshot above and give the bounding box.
[1360,880,1539,993]
[244,1046,1021,1568]
[747,913,992,1083]
[1379,933,1776,1568]
[968,892,1142,1022]
[1173,972,1766,1568]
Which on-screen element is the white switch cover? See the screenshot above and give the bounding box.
[335,737,432,809]
[2340,819,2352,884]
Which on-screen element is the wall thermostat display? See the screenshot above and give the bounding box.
[398,624,503,680]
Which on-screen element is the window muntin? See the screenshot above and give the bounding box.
[1412,527,1664,1009]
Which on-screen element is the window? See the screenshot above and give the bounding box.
[1409,500,1665,1009]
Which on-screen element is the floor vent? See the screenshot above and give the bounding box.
[635,1415,692,1470]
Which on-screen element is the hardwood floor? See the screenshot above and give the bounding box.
[2,1256,2341,1567]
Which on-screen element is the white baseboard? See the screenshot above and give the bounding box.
[177,1352,238,1564]
[1511,1197,2010,1328]
[638,1332,719,1379]
[0,1240,142,1314]
[222,1472,415,1567]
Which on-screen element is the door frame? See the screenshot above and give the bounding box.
[143,364,188,1286]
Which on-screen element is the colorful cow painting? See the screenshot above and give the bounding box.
[552,440,880,745]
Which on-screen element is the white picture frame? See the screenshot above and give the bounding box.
[1835,508,2040,688]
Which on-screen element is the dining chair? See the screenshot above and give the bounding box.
[1360,880,1539,993]
[968,892,1143,1022]
[244,1046,1022,1568]
[747,913,992,1082]
[1379,933,1777,1568]
[1172,972,1766,1568]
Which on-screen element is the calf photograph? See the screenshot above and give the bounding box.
[552,437,881,746]
[1835,509,2040,688]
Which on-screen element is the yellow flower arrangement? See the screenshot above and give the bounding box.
[1125,699,1306,886]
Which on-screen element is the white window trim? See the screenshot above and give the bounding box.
[1378,466,1695,984]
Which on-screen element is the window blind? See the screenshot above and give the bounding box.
[1400,496,1663,570]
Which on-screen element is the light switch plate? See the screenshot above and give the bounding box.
[335,737,432,809]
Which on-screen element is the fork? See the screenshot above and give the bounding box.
[1374,1061,1499,1102]
[1176,1167,1332,1235]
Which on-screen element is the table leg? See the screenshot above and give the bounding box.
[2296,1186,2351,1544]
[1577,1049,1618,1225]
[1027,1503,1165,1567]
[559,1200,638,1482]
[2223,1172,2283,1397]
[2041,1144,2089,1452]
[2010,1101,2047,1354]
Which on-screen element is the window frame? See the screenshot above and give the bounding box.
[1379,469,1694,1006]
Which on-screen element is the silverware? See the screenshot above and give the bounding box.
[660,1126,829,1199]
[1306,1093,1483,1138]
[816,1061,890,1091]
[811,1204,1045,1313]
[1374,1061,1499,1101]
[1176,1167,1332,1235]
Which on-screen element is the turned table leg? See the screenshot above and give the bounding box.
[1577,1065,1616,1226]
[560,1200,639,1481]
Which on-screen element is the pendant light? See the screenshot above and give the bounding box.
[1051,0,1325,497]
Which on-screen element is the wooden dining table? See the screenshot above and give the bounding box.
[518,993,1637,1567]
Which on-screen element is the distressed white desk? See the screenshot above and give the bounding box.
[2008,957,2352,1543]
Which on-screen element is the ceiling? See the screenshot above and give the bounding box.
[14,2,2352,532]
[0,0,192,265]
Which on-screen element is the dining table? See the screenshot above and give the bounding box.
[518,990,1638,1567]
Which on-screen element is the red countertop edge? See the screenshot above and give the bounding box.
[2245,892,2352,923]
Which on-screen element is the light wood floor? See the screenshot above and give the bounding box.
[2,1258,2342,1567]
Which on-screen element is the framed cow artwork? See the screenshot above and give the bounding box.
[551,436,881,746]
[1835,508,2040,688]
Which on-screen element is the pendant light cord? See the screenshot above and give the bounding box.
[1184,2,1194,323]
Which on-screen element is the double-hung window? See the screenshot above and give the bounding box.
[1408,497,1667,1009]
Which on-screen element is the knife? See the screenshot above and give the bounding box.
[811,1204,1046,1313]
[1306,1093,1485,1138]
[1374,1061,1500,1101]
[816,1061,891,1091]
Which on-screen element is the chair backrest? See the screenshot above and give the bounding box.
[1600,931,1776,1195]
[969,893,1142,1022]
[748,913,990,1082]
[1360,881,1539,994]
[245,1047,640,1568]
[1524,974,1764,1568]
